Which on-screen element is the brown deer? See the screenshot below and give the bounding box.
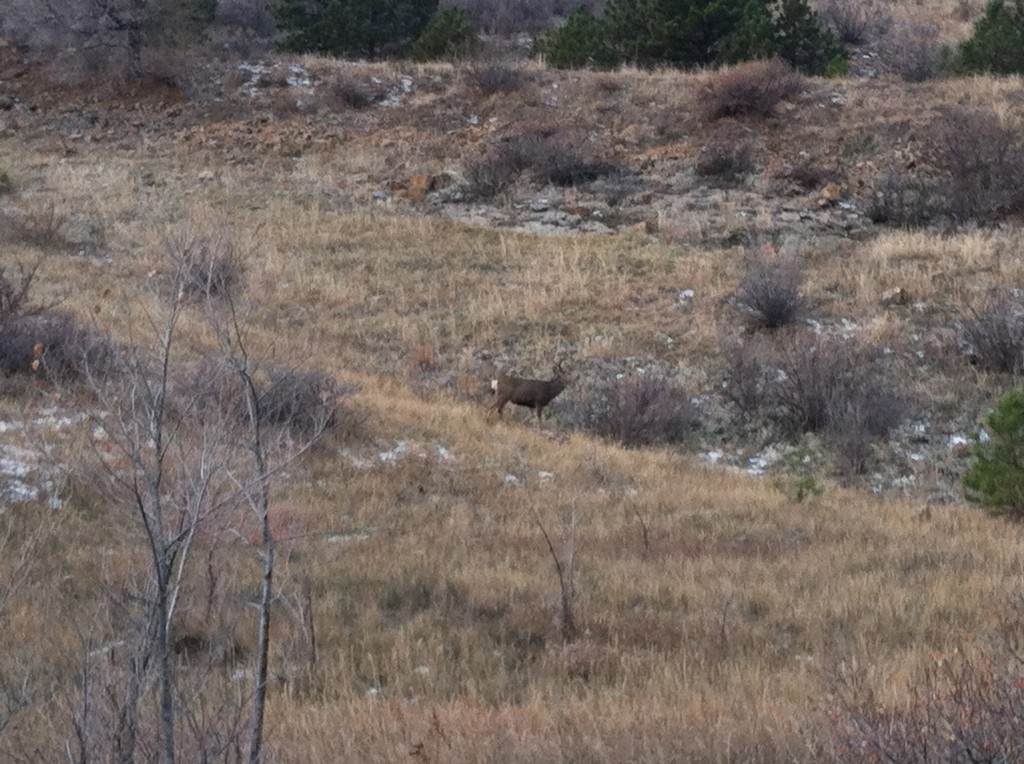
[488,362,570,422]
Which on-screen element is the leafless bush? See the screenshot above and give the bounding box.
[163,228,243,303]
[825,390,908,475]
[881,21,941,82]
[178,360,351,438]
[828,637,1024,763]
[0,169,13,196]
[721,334,909,472]
[770,157,833,193]
[699,59,804,121]
[817,0,892,44]
[864,168,944,227]
[772,335,908,452]
[933,107,1024,223]
[721,338,775,418]
[735,255,807,331]
[257,368,346,437]
[464,62,526,94]
[323,75,377,110]
[694,138,755,182]
[4,0,148,82]
[0,203,69,251]
[465,128,615,199]
[565,369,696,448]
[960,297,1024,374]
[0,261,43,324]
[215,0,276,38]
[0,311,117,383]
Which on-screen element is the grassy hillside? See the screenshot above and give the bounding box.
[3,30,1024,761]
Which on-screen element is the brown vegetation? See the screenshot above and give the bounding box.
[4,17,1024,759]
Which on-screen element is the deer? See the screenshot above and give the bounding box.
[488,362,570,422]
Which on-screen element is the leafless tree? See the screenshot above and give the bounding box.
[58,230,336,763]
[4,0,147,80]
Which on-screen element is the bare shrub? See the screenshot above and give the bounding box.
[465,128,615,199]
[721,338,775,418]
[0,203,69,251]
[694,138,755,182]
[865,168,944,227]
[773,335,907,445]
[735,255,807,331]
[178,360,351,438]
[882,21,942,82]
[323,75,377,109]
[699,59,804,121]
[960,296,1024,374]
[257,367,346,437]
[4,0,148,82]
[933,107,1024,223]
[817,0,892,44]
[163,228,243,303]
[565,369,696,448]
[0,169,13,196]
[0,261,44,324]
[770,157,833,193]
[0,311,117,384]
[828,635,1024,764]
[825,391,908,475]
[464,62,526,95]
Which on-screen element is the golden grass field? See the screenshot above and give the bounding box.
[3,12,1024,760]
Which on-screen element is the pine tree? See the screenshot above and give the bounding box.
[275,0,438,58]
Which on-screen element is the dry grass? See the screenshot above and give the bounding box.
[5,49,1024,761]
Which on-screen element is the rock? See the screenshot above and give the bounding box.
[0,95,14,111]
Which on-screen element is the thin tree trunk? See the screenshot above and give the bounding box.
[248,524,273,764]
[156,565,176,764]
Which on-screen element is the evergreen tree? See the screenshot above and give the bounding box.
[275,0,438,58]
[964,387,1024,518]
[598,0,840,72]
[959,0,1024,75]
[540,7,618,68]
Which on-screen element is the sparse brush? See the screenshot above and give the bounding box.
[817,0,892,44]
[0,311,117,384]
[323,75,377,110]
[163,228,243,304]
[699,59,804,121]
[772,335,909,458]
[881,21,942,82]
[933,107,1024,223]
[865,168,944,227]
[735,255,807,331]
[721,337,775,419]
[177,359,351,438]
[770,157,832,192]
[960,297,1024,375]
[0,203,68,251]
[464,62,526,95]
[829,629,1024,762]
[564,367,696,447]
[695,138,755,182]
[464,128,614,199]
